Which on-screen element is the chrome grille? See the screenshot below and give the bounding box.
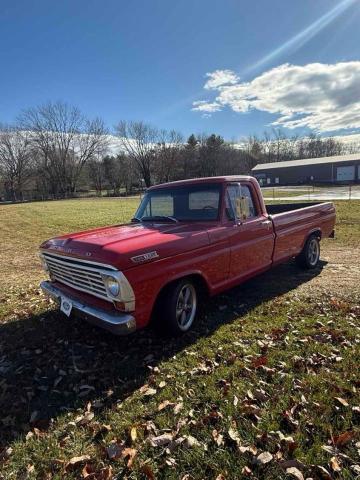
[42,252,111,301]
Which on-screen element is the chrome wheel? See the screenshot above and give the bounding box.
[175,283,197,331]
[307,238,319,266]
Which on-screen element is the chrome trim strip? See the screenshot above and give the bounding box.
[40,250,117,270]
[40,281,136,335]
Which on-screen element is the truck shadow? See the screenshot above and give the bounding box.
[0,259,326,447]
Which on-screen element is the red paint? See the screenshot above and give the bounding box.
[40,176,336,331]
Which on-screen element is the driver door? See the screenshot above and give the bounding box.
[225,182,274,282]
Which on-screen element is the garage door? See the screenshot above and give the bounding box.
[336,165,355,181]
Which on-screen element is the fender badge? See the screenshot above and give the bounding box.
[131,251,159,264]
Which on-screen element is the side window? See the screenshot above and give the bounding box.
[225,184,257,221]
[240,185,257,218]
[225,185,239,220]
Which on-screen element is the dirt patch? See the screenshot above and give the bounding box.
[293,242,360,297]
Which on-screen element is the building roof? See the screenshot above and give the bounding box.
[252,153,360,171]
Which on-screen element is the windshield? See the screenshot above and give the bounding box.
[134,183,222,222]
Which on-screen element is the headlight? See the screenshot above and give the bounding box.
[105,277,120,297]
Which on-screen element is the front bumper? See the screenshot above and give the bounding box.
[40,281,136,335]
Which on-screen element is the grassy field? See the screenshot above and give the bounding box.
[0,198,359,479]
[261,189,313,198]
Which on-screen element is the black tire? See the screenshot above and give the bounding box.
[296,234,320,269]
[160,278,198,336]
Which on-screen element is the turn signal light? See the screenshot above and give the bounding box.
[114,301,126,311]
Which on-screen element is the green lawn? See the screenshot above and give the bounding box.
[0,198,359,479]
[261,189,313,198]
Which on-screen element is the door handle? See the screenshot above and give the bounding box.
[260,220,272,229]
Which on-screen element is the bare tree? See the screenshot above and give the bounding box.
[0,124,33,201]
[102,155,123,195]
[155,129,183,183]
[115,121,159,187]
[118,154,138,195]
[19,101,108,197]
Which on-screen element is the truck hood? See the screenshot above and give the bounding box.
[41,222,211,271]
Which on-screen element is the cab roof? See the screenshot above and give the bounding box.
[147,175,253,191]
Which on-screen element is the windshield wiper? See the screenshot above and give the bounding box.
[131,217,141,223]
[140,215,179,223]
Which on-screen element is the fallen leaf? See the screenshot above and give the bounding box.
[286,467,304,480]
[141,464,155,480]
[139,385,157,396]
[106,441,124,460]
[98,466,113,480]
[149,432,174,447]
[183,435,201,448]
[75,411,94,426]
[335,397,349,407]
[256,452,273,465]
[66,455,91,471]
[158,400,174,411]
[314,465,332,480]
[252,355,268,368]
[144,388,157,396]
[350,465,360,475]
[212,429,224,446]
[82,463,96,478]
[228,427,241,445]
[122,447,137,468]
[280,459,305,470]
[173,402,183,414]
[330,456,341,472]
[241,466,252,476]
[333,430,355,448]
[130,426,137,443]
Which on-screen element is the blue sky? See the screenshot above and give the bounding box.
[1,0,360,140]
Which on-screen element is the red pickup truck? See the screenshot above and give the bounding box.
[40,176,335,336]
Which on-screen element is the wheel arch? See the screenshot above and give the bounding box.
[150,272,210,324]
[301,228,322,250]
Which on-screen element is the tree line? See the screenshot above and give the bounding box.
[0,101,359,201]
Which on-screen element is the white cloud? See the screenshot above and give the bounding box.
[193,62,360,133]
[191,100,221,113]
[204,69,239,90]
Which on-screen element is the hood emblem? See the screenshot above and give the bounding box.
[131,251,159,264]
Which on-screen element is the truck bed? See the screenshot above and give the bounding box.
[266,201,336,265]
[266,202,323,215]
